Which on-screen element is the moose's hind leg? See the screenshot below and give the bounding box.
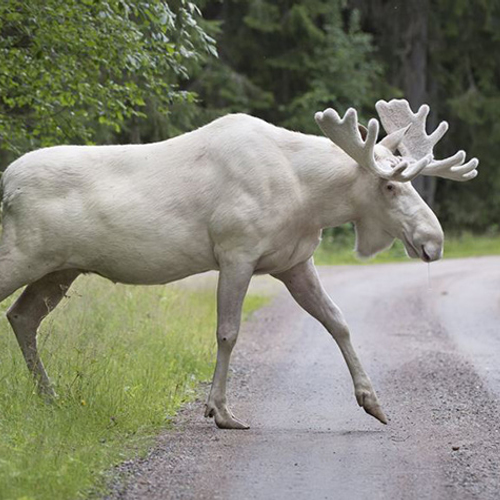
[6,269,80,398]
[273,258,387,425]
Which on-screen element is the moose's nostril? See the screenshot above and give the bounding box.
[422,245,431,262]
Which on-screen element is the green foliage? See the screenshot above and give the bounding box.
[431,0,500,231]
[194,0,392,130]
[0,0,216,154]
[282,8,389,133]
[0,275,267,500]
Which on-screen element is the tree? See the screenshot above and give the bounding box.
[430,0,500,231]
[0,0,216,158]
[194,0,392,132]
[349,0,438,205]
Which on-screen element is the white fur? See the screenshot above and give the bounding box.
[0,111,451,428]
[1,114,443,283]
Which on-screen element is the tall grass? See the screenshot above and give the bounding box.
[314,231,500,265]
[0,275,267,500]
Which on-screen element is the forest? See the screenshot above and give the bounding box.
[0,0,499,232]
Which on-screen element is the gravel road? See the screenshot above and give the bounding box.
[107,257,500,500]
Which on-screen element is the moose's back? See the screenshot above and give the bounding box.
[0,114,307,285]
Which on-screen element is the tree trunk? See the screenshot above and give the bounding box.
[350,0,436,206]
[401,0,436,206]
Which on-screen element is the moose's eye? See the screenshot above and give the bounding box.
[386,183,396,193]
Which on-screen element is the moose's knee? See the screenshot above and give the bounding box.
[7,307,39,338]
[217,328,238,348]
[332,322,350,341]
[6,309,22,327]
[322,305,351,340]
[325,311,351,340]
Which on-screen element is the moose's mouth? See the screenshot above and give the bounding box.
[401,233,442,262]
[401,232,420,259]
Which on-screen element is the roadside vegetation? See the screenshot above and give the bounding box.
[314,226,500,265]
[0,275,267,500]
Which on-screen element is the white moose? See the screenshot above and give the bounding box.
[0,99,477,429]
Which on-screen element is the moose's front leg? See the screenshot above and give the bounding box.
[205,261,254,429]
[273,258,387,424]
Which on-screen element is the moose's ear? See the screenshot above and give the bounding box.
[378,125,411,153]
[358,124,368,140]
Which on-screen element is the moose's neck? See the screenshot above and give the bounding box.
[284,133,361,230]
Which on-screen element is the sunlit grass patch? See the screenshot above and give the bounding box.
[314,230,500,266]
[0,275,267,500]
[440,232,500,259]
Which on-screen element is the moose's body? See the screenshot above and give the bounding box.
[2,114,337,285]
[0,100,478,429]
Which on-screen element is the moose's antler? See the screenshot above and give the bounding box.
[375,99,478,182]
[315,107,432,182]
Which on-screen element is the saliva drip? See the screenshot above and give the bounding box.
[427,262,432,290]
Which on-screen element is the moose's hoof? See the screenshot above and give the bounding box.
[204,403,250,430]
[356,389,388,425]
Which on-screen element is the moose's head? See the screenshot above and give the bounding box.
[315,99,478,262]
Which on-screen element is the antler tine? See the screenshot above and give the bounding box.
[395,154,433,182]
[315,107,421,180]
[422,151,479,182]
[375,99,479,181]
[314,108,377,169]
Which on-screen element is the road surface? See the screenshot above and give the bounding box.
[108,257,500,500]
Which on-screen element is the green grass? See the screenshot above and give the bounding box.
[314,232,500,265]
[0,276,267,500]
